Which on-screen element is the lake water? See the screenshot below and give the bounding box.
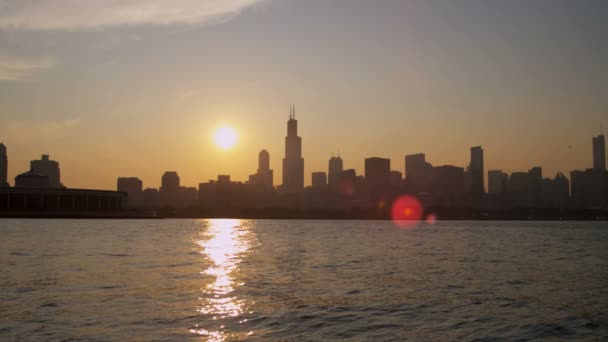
[1,219,607,341]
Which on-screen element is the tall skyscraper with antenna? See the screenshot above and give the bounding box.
[282,105,304,193]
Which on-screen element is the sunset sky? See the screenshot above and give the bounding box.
[0,0,606,190]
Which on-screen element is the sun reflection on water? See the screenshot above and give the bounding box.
[190,219,255,341]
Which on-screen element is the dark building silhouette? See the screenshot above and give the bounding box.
[160,171,180,207]
[0,187,125,212]
[31,154,63,188]
[199,175,275,210]
[365,158,390,188]
[365,157,391,203]
[282,105,304,194]
[328,156,343,189]
[571,168,608,209]
[311,172,327,188]
[431,165,467,207]
[541,173,570,208]
[142,188,160,209]
[117,177,143,208]
[470,146,485,201]
[249,149,274,188]
[488,170,508,195]
[15,167,50,188]
[0,143,8,187]
[339,169,358,198]
[405,153,432,193]
[593,134,606,171]
[390,171,403,188]
[528,167,542,207]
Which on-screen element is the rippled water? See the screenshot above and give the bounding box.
[1,219,607,341]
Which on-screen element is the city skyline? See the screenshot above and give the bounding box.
[1,112,606,194]
[1,0,606,190]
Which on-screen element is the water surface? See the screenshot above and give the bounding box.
[1,219,607,341]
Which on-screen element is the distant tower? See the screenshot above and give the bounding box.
[257,149,274,188]
[470,146,485,199]
[160,171,180,207]
[31,154,62,188]
[0,143,8,187]
[328,156,343,189]
[592,134,606,171]
[282,105,304,193]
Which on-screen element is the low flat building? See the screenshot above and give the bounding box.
[0,187,126,212]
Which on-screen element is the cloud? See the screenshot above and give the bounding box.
[0,0,266,30]
[0,55,54,81]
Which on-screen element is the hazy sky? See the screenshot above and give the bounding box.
[0,0,606,190]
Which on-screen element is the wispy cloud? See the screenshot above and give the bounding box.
[0,0,266,30]
[0,55,54,81]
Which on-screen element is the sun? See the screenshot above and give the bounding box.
[214,126,238,150]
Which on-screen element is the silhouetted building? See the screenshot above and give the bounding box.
[365,157,391,203]
[540,173,570,209]
[365,157,390,188]
[311,172,327,188]
[249,149,274,188]
[15,167,50,188]
[339,169,357,198]
[470,146,484,201]
[528,167,542,207]
[199,175,275,210]
[282,106,304,194]
[142,188,160,209]
[0,187,126,212]
[571,168,608,209]
[488,170,508,195]
[593,134,606,171]
[0,143,8,187]
[30,154,63,188]
[405,153,432,193]
[390,171,403,188]
[117,177,143,208]
[508,172,531,207]
[180,186,198,207]
[431,165,467,207]
[160,171,180,207]
[328,156,343,189]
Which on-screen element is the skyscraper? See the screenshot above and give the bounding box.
[160,171,180,207]
[117,177,144,208]
[311,172,327,188]
[470,146,484,199]
[0,143,8,187]
[328,156,343,189]
[405,153,432,193]
[593,134,606,171]
[364,157,391,198]
[488,170,508,194]
[256,149,273,188]
[31,154,63,188]
[282,105,304,193]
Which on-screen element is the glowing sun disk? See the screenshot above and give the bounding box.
[214,127,237,150]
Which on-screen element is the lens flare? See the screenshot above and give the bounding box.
[426,213,438,224]
[391,195,423,229]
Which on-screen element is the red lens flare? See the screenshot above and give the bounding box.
[391,195,423,229]
[426,213,437,224]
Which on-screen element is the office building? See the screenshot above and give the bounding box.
[31,154,63,188]
[0,143,8,187]
[593,134,606,171]
[282,106,304,193]
[117,177,143,208]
